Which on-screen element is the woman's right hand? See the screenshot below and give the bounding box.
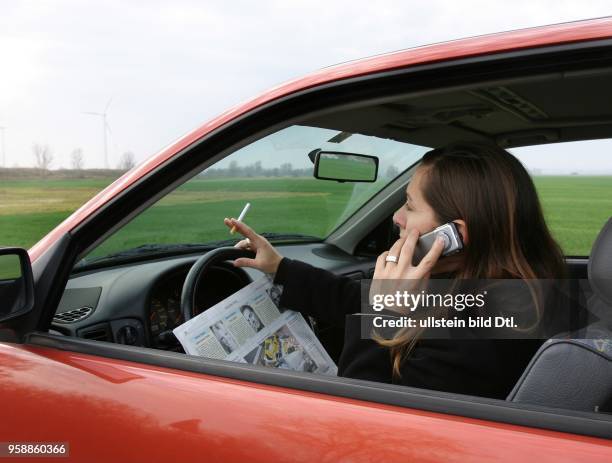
[223,218,283,274]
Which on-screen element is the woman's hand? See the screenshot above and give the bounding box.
[374,228,446,280]
[369,229,446,308]
[223,218,283,274]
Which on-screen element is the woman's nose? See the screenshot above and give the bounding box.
[392,209,404,228]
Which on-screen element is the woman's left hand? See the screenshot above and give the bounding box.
[373,228,446,280]
[369,229,445,308]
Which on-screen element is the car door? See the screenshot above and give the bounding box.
[2,22,612,462]
[3,337,611,462]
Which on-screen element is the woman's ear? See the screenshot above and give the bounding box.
[453,220,469,245]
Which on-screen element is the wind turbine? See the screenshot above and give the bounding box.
[83,98,113,169]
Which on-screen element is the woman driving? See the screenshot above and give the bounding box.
[222,143,566,399]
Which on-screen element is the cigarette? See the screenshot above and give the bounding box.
[230,202,251,234]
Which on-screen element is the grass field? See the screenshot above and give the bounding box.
[528,176,612,255]
[0,175,610,257]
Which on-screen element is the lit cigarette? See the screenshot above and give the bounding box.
[230,203,251,234]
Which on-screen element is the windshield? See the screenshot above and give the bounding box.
[83,125,427,262]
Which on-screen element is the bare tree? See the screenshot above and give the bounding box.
[70,148,84,175]
[32,143,53,176]
[118,151,135,171]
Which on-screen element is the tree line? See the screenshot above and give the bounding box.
[200,160,400,178]
[199,160,312,178]
[25,146,402,180]
[30,144,137,176]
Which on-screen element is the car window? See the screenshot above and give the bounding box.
[511,139,612,256]
[83,125,427,261]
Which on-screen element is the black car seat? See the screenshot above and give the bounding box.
[507,218,612,412]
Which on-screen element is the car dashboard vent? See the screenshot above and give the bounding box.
[78,323,112,342]
[53,306,93,324]
[81,328,110,342]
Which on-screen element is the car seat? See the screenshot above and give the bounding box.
[507,218,612,412]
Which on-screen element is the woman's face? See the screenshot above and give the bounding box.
[392,167,440,238]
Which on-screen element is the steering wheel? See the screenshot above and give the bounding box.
[178,246,336,361]
[181,247,256,322]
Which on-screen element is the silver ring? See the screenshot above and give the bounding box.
[385,255,398,263]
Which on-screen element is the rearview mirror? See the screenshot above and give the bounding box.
[313,150,379,182]
[0,248,35,322]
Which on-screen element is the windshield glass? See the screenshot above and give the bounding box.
[83,125,427,262]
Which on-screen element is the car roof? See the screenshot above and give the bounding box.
[30,17,612,261]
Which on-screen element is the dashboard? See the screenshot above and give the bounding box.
[52,243,377,355]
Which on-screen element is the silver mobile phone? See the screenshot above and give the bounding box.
[412,222,464,265]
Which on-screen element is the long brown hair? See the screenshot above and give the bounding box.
[378,143,565,377]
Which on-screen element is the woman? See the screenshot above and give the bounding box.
[223,143,566,399]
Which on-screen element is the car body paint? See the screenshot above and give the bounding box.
[1,343,611,462]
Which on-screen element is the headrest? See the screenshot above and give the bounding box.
[588,217,612,306]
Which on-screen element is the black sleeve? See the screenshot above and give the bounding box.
[273,257,361,326]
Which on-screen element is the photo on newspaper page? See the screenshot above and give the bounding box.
[173,275,338,375]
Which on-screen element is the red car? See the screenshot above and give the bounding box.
[1,17,612,462]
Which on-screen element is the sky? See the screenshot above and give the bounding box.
[1,0,612,172]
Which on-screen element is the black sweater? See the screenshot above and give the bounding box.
[273,257,543,399]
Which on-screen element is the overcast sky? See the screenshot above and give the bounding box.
[1,1,612,172]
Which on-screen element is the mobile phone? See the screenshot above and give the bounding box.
[412,222,464,265]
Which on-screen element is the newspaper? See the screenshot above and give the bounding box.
[173,275,338,375]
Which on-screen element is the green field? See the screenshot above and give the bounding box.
[529,176,612,256]
[0,176,610,257]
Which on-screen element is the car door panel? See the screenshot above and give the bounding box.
[1,343,610,462]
